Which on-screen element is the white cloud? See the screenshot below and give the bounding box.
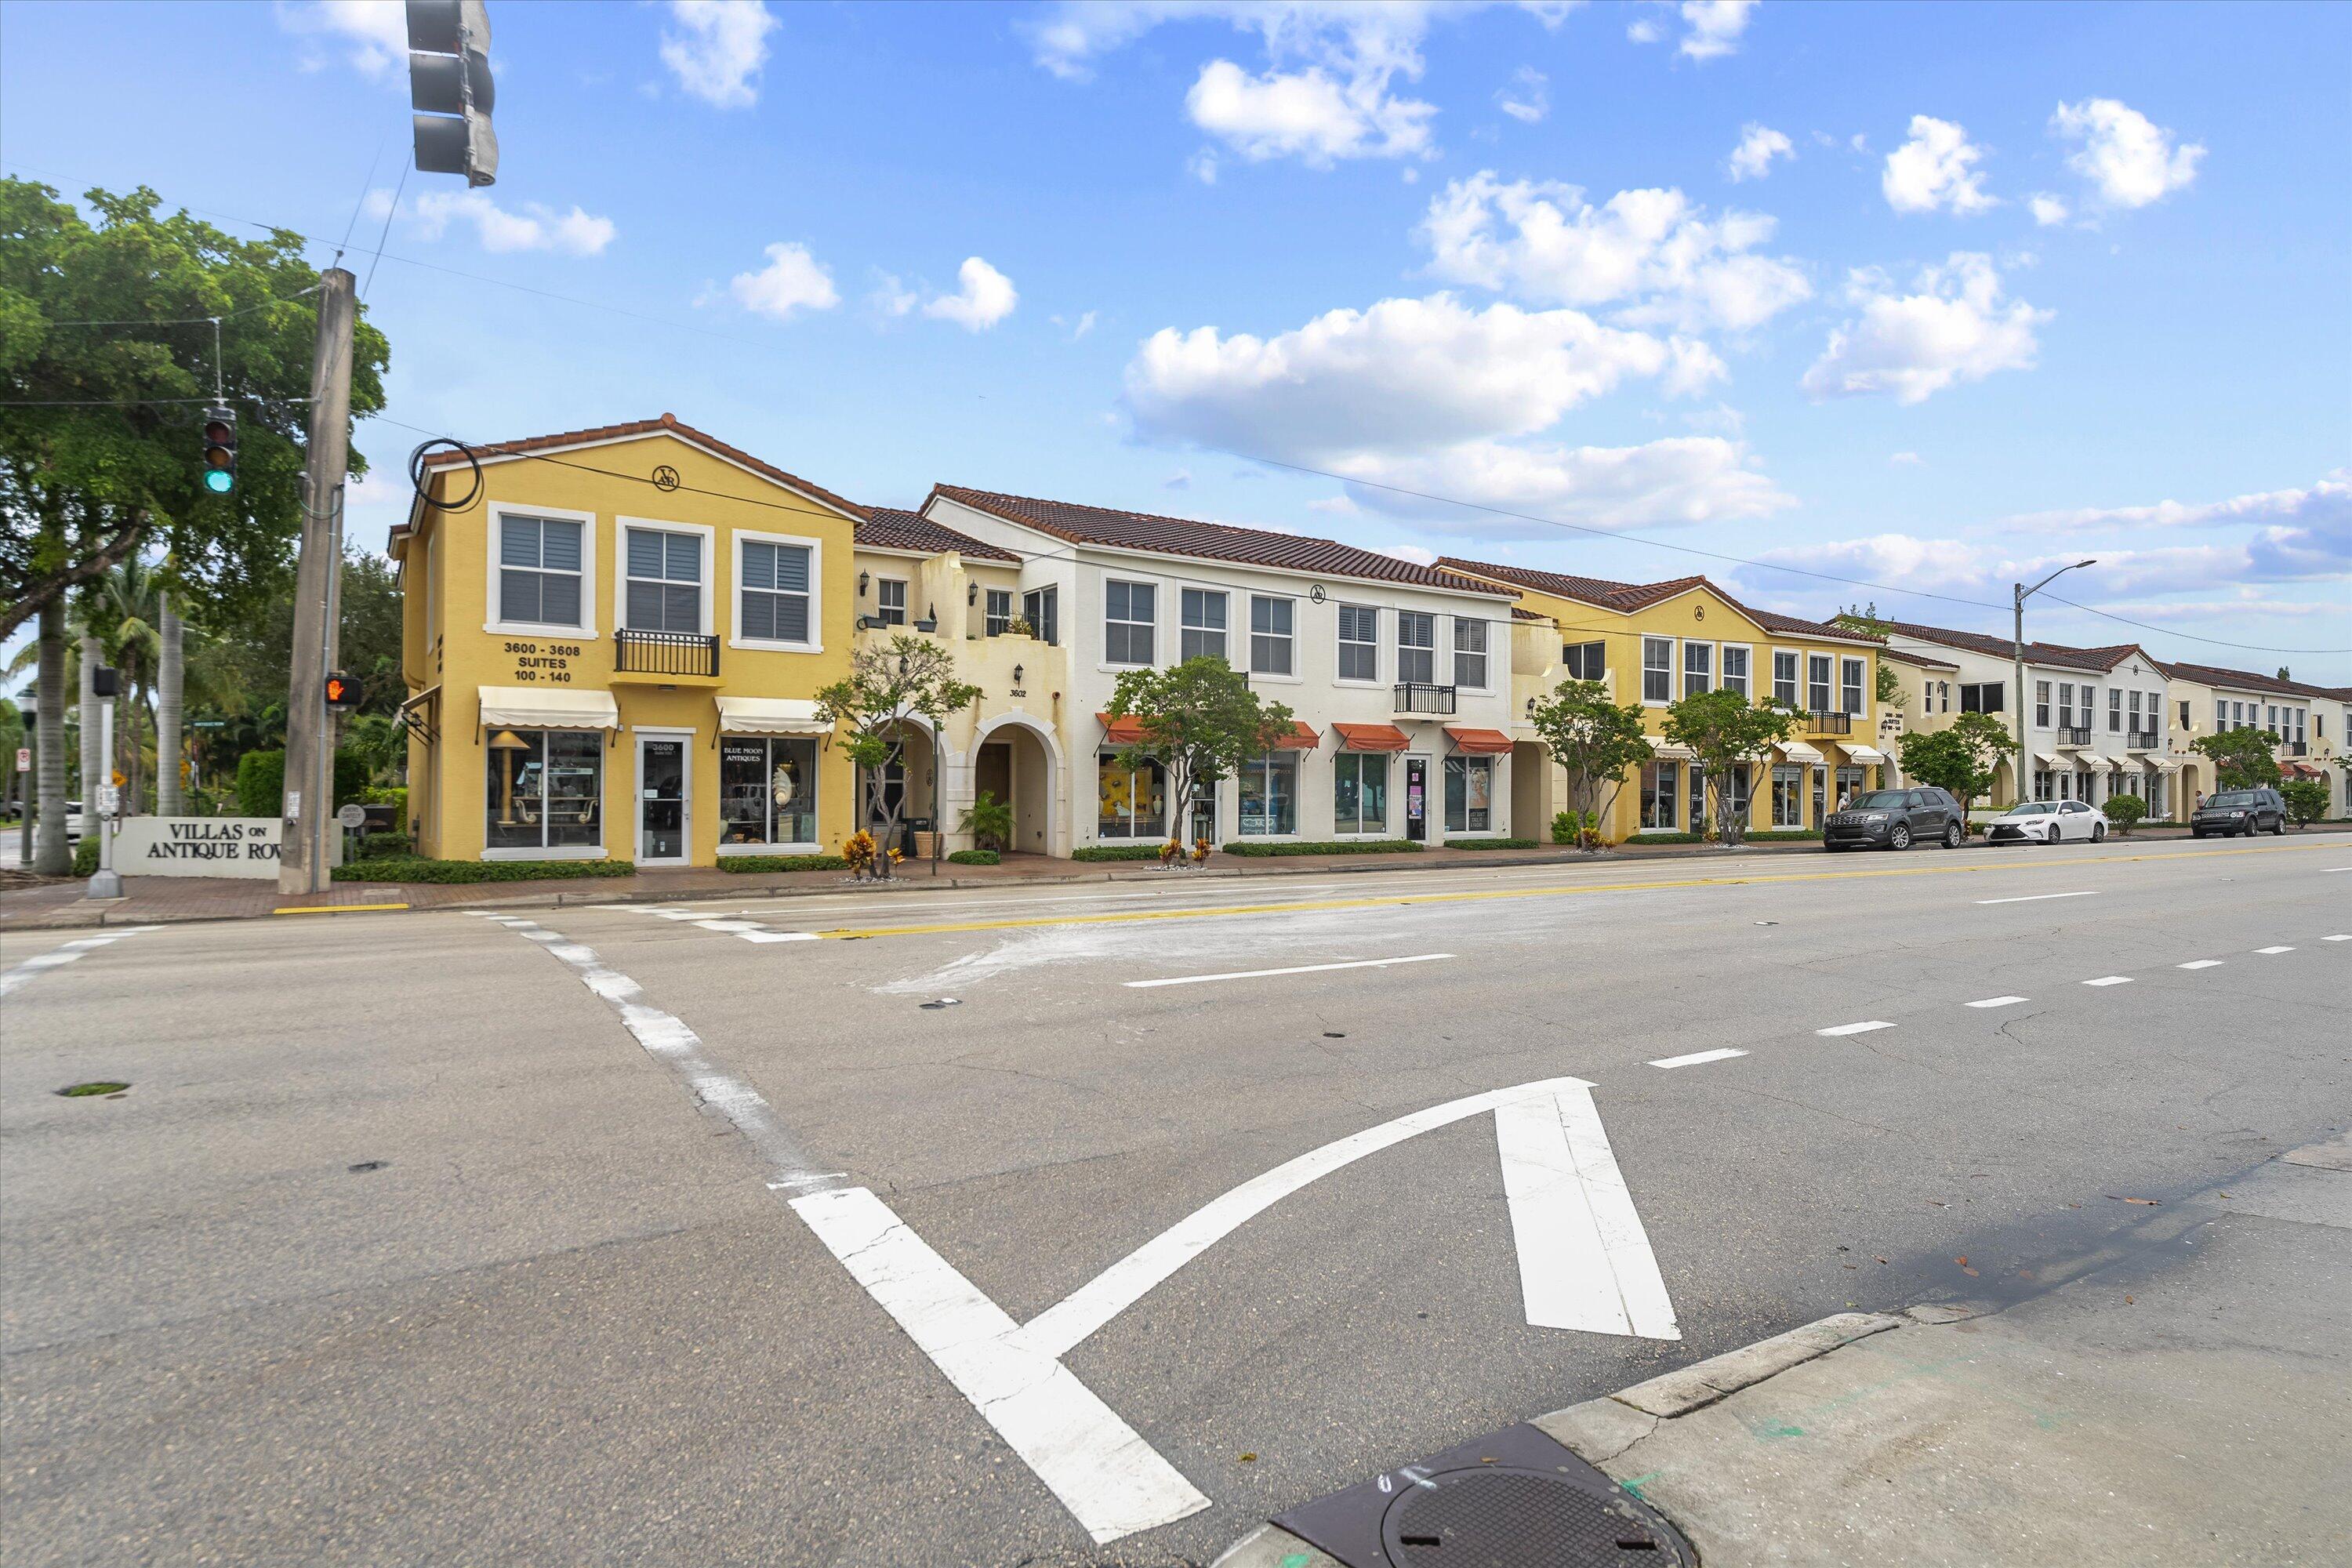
[405,191,617,256]
[1186,58,1435,164]
[1417,173,1811,334]
[1802,252,2047,405]
[1496,66,1549,124]
[660,0,779,109]
[868,271,918,318]
[1627,16,1662,43]
[2028,192,2071,227]
[1882,114,1995,215]
[1726,123,1793,181]
[1889,450,1923,466]
[1664,336,1729,396]
[1306,494,1361,514]
[1065,310,1099,340]
[277,0,408,77]
[1188,147,1220,183]
[2002,472,2350,535]
[2052,97,2204,209]
[1336,437,1792,532]
[922,256,1018,331]
[1374,542,1439,565]
[1677,0,1758,60]
[1164,469,1193,490]
[729,241,840,321]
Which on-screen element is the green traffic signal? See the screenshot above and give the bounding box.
[201,408,237,495]
[204,469,234,494]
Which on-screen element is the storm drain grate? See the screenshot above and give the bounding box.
[1385,1468,1682,1566]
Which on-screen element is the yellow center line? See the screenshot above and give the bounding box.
[811,840,2337,941]
[274,902,411,916]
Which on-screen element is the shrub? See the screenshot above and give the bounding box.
[947,848,1000,866]
[2281,779,2328,827]
[235,748,368,817]
[358,829,414,858]
[1447,837,1538,850]
[73,834,100,877]
[361,785,408,815]
[1073,844,1167,862]
[332,857,637,884]
[958,791,1013,853]
[716,853,851,873]
[1218,839,1422,857]
[2103,793,2148,834]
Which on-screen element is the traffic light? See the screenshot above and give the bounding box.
[324,673,362,713]
[201,405,237,495]
[408,0,498,187]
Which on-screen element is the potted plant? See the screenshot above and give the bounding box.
[958,790,1013,853]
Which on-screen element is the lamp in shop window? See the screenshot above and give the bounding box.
[488,729,529,826]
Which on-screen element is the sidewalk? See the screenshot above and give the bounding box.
[1221,1131,2351,1568]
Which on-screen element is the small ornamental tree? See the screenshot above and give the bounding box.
[1527,679,1652,850]
[1104,656,1294,858]
[1895,710,2018,824]
[815,635,981,880]
[2103,793,2147,835]
[1661,688,1795,848]
[2192,728,2283,790]
[2281,778,2328,827]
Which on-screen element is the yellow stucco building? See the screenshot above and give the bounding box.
[1440,560,1888,840]
[390,416,861,867]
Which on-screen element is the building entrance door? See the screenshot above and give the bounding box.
[1404,755,1429,842]
[638,734,688,864]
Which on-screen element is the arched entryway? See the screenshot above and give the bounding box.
[857,717,942,855]
[2175,760,2205,818]
[967,713,1065,858]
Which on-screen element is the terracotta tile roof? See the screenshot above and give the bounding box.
[1876,619,2164,674]
[1878,645,1961,671]
[411,413,866,524]
[932,486,1515,597]
[2161,660,2340,701]
[1434,557,1647,608]
[856,508,1019,562]
[1436,557,1877,645]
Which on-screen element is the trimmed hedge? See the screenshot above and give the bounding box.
[73,834,100,877]
[947,848,1000,866]
[235,748,369,818]
[332,857,637,884]
[715,853,851,874]
[1446,837,1539,850]
[1072,844,1166,862]
[1219,839,1423,858]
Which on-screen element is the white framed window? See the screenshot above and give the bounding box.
[1682,640,1712,697]
[1333,752,1389,835]
[732,531,820,650]
[619,520,710,634]
[1250,594,1295,676]
[985,588,1014,637]
[1640,760,1678,829]
[1772,764,1804,826]
[1642,637,1674,704]
[1098,752,1167,840]
[1806,653,1832,714]
[719,735,820,851]
[2057,683,2075,729]
[1840,656,1865,716]
[1238,753,1298,836]
[1338,604,1380,683]
[1563,641,1606,683]
[1445,755,1494,833]
[1453,617,1490,690]
[484,730,604,858]
[1104,579,1156,666]
[2038,681,2053,728]
[1022,586,1058,647]
[2213,698,2227,731]
[2109,688,2124,732]
[1772,649,1798,708]
[1398,612,1436,684]
[876,577,908,627]
[1181,588,1228,662]
[488,503,594,634]
[1720,644,1750,699]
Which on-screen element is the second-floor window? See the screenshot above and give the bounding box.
[985,588,1013,637]
[1806,653,1831,713]
[2109,688,2123,731]
[499,514,584,628]
[1023,586,1058,646]
[1181,589,1227,662]
[1960,681,2002,713]
[625,527,702,633]
[875,578,907,626]
[1642,636,1673,703]
[1454,617,1488,689]
[2038,681,2052,728]
[1682,640,1711,696]
[2145,690,2161,731]
[1105,579,1154,665]
[1721,645,1749,698]
[1338,604,1380,681]
[1564,641,1606,682]
[1250,595,1294,675]
[1841,657,1865,716]
[1773,649,1798,708]
[738,539,811,644]
[1399,612,1436,684]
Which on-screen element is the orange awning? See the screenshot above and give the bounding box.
[1444,725,1514,755]
[1272,719,1321,750]
[1096,712,1150,744]
[1331,722,1410,752]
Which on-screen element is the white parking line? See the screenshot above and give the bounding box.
[1648,1047,1747,1069]
[2253,946,2296,955]
[2178,960,2224,970]
[1966,995,2031,1008]
[1123,953,1454,989]
[693,920,764,933]
[738,930,821,944]
[2083,975,2134,987]
[1817,1020,1895,1036]
[0,926,161,999]
[1976,891,2096,906]
[2327,935,2352,942]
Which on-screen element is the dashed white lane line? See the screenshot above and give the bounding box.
[2253,945,2296,955]
[1976,891,2096,906]
[0,926,162,998]
[2178,960,2225,970]
[1967,995,2031,1009]
[1817,1020,1896,1037]
[1124,953,1454,989]
[2083,975,2134,987]
[2328,935,2352,942]
[1649,1047,1748,1069]
[739,930,821,944]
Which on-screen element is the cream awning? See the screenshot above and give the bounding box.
[2035,751,2063,769]
[1646,735,1698,761]
[479,685,620,731]
[1776,739,1824,763]
[716,695,833,736]
[1844,744,1889,765]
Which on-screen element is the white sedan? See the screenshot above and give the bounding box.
[1984,800,2110,844]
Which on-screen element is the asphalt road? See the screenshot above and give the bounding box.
[3,833,2347,1566]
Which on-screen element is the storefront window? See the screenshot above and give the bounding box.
[1445,755,1494,832]
[485,730,603,855]
[1835,764,1865,808]
[720,735,818,848]
[1238,754,1298,837]
[1334,753,1390,835]
[1810,766,1827,826]
[1772,764,1804,828]
[1098,753,1166,839]
[1639,760,1677,830]
[1686,762,1707,832]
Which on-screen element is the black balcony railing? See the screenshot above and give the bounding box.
[2127,728,2161,750]
[615,627,720,677]
[2056,725,2092,746]
[1806,710,1853,735]
[2284,739,2310,757]
[1393,681,1457,715]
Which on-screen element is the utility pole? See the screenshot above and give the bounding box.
[280,267,357,895]
[2011,558,2096,810]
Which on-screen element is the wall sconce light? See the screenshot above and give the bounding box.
[858,571,870,596]
[1012,664,1025,686]
[1525,697,1537,717]
[967,581,978,605]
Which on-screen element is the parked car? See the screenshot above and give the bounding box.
[1824,787,1966,851]
[2190,788,2286,838]
[1986,800,2109,844]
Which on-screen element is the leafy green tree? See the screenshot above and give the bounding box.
[1103,655,1296,854]
[2103,793,2147,835]
[1527,679,1652,850]
[2192,728,2282,790]
[2280,779,2328,827]
[1895,710,2018,823]
[1662,687,1795,847]
[0,696,22,819]
[815,636,982,880]
[1834,606,1905,709]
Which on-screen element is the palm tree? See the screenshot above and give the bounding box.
[86,557,163,815]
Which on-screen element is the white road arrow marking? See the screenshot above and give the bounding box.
[1496,1086,1681,1340]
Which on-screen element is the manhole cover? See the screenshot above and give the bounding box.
[1385,1468,1684,1565]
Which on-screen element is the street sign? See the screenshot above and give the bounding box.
[13,747,26,774]
[97,785,121,814]
[336,803,368,829]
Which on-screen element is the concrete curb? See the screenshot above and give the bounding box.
[1210,1308,1954,1568]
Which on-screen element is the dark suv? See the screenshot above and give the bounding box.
[2191,788,2286,837]
[1825,787,1966,851]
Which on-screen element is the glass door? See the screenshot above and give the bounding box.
[1404,755,1429,842]
[638,735,688,864]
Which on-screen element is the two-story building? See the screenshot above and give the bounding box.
[1436,560,1886,838]
[916,488,1527,851]
[2160,661,2342,810]
[391,416,861,867]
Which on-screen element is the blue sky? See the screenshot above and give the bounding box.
[6,0,2347,679]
